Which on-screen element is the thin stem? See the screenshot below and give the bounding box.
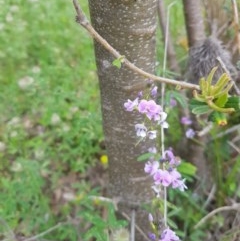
[23,223,65,241]
[73,0,199,91]
[161,1,177,228]
[194,203,240,229]
[130,209,136,241]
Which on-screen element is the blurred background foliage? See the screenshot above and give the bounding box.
[0,0,240,240]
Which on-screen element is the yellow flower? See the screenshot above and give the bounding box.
[100,155,108,166]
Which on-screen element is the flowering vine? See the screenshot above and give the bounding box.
[124,84,186,241]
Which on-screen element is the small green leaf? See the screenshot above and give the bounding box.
[208,111,227,126]
[189,98,208,109]
[214,93,228,107]
[166,90,187,108]
[112,56,125,69]
[178,162,197,177]
[192,105,211,115]
[137,152,155,162]
[224,96,240,110]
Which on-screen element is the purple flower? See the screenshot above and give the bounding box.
[138,99,163,121]
[148,130,157,139]
[185,128,195,139]
[124,98,138,111]
[148,147,157,153]
[181,116,192,125]
[170,98,177,107]
[148,232,156,241]
[160,228,180,241]
[151,86,158,98]
[172,178,187,191]
[144,161,159,175]
[138,91,143,98]
[135,123,147,137]
[169,169,187,191]
[153,169,172,187]
[164,149,180,166]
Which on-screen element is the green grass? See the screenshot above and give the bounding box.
[0,0,104,239]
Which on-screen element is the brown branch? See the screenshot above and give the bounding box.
[194,203,240,229]
[72,0,199,91]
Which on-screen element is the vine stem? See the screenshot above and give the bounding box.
[194,203,240,229]
[72,0,200,91]
[161,0,177,228]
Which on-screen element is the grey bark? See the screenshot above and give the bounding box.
[181,0,210,190]
[88,0,157,238]
[182,0,205,47]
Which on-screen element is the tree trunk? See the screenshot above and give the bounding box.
[181,0,211,191]
[182,0,205,46]
[88,0,157,238]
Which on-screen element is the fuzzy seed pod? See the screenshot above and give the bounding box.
[187,37,237,84]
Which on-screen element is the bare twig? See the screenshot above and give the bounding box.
[194,203,240,229]
[130,209,136,241]
[72,0,199,91]
[227,140,240,154]
[121,212,151,241]
[0,217,16,241]
[213,124,240,140]
[23,222,65,241]
[217,56,240,95]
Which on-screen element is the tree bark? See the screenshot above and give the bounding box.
[182,0,205,47]
[88,0,157,238]
[181,0,211,191]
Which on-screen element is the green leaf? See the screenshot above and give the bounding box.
[189,98,208,109]
[178,162,197,177]
[214,93,228,107]
[208,111,227,126]
[192,105,211,115]
[224,96,240,110]
[173,91,187,107]
[112,56,125,69]
[137,152,155,162]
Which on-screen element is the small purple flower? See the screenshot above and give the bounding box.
[151,86,158,98]
[135,123,147,137]
[185,128,195,139]
[172,178,187,191]
[138,99,163,121]
[170,98,177,107]
[169,169,187,191]
[138,91,143,98]
[181,116,192,125]
[148,232,156,241]
[124,98,138,112]
[164,149,180,166]
[148,147,157,153]
[144,161,159,175]
[153,169,172,187]
[148,130,157,139]
[160,228,180,241]
[138,99,149,113]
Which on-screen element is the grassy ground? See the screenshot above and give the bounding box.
[0,0,104,239]
[1,1,240,241]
